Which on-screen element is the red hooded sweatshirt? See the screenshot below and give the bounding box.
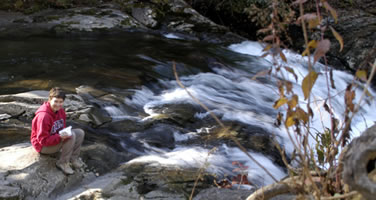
[30,102,66,152]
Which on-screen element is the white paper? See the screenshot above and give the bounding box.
[59,126,72,137]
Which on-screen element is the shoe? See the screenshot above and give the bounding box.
[56,162,75,175]
[71,158,85,169]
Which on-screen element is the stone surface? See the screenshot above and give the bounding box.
[0,142,128,199]
[0,1,244,44]
[119,160,213,197]
[131,124,176,149]
[146,103,200,124]
[106,118,151,133]
[342,125,376,200]
[194,187,254,200]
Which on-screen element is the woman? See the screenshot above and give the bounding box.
[30,87,85,175]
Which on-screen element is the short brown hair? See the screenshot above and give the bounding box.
[49,87,66,101]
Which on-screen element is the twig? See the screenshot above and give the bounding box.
[337,58,376,147]
[189,147,217,200]
[320,191,358,200]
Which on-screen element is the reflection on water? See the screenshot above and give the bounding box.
[0,32,222,94]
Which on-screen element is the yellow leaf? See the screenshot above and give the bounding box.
[285,111,295,127]
[355,70,367,81]
[288,95,299,109]
[280,52,287,62]
[296,107,309,124]
[308,18,320,29]
[263,44,273,52]
[323,1,338,23]
[329,26,343,52]
[307,40,318,49]
[285,81,293,94]
[278,81,285,97]
[285,67,298,82]
[302,71,319,100]
[302,48,310,57]
[273,97,288,109]
[365,88,373,98]
[302,40,317,57]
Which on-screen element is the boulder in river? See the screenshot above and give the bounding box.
[0,141,130,200]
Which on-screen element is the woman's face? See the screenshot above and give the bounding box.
[49,97,64,112]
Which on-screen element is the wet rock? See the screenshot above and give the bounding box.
[119,161,213,197]
[106,118,151,133]
[132,6,158,28]
[131,124,176,149]
[85,106,112,127]
[80,143,130,175]
[75,85,109,98]
[0,119,30,148]
[147,103,200,124]
[0,114,11,121]
[194,187,254,200]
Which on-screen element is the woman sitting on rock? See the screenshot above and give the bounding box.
[30,87,85,175]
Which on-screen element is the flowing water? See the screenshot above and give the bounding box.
[1,32,375,187]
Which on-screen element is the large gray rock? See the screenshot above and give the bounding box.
[57,172,186,200]
[0,90,90,119]
[0,141,131,199]
[0,0,245,44]
[342,125,376,199]
[119,160,213,198]
[0,90,111,128]
[131,124,176,149]
[328,7,376,74]
[0,5,142,38]
[146,103,199,124]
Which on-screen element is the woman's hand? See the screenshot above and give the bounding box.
[60,134,71,141]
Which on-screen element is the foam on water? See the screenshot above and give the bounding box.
[163,33,182,40]
[229,41,376,138]
[128,144,286,187]
[118,40,375,186]
[104,105,141,121]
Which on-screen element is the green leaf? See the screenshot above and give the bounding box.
[317,148,324,164]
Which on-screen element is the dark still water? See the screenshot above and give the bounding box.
[0,32,238,94]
